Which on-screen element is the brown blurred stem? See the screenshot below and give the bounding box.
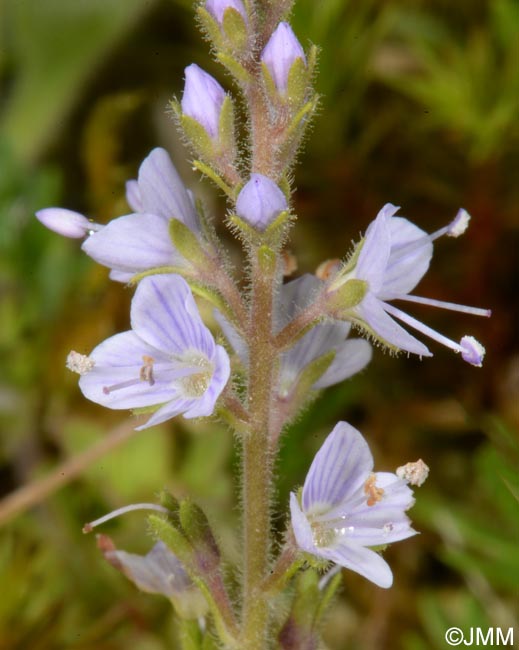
[0,417,142,527]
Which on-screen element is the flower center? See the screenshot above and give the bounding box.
[178,354,213,398]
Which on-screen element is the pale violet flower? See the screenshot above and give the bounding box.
[216,275,371,396]
[261,22,306,95]
[76,274,230,430]
[290,422,416,588]
[235,173,288,230]
[205,0,247,24]
[181,64,226,140]
[36,147,200,283]
[331,204,490,365]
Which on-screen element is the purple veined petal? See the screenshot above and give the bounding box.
[321,540,393,589]
[275,274,322,330]
[131,275,216,359]
[214,309,249,364]
[261,22,306,94]
[136,396,197,430]
[81,213,181,274]
[125,179,143,212]
[205,0,247,23]
[78,331,180,410]
[358,293,432,357]
[314,338,372,389]
[289,492,317,554]
[182,344,230,418]
[302,422,374,514]
[107,541,190,597]
[137,148,200,233]
[182,64,226,139]
[235,174,288,231]
[282,320,352,383]
[378,217,432,299]
[355,204,398,292]
[332,518,416,547]
[36,208,99,238]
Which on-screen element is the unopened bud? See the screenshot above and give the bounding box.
[236,174,288,231]
[261,22,306,96]
[205,0,247,24]
[182,64,226,140]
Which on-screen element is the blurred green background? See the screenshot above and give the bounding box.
[0,0,517,648]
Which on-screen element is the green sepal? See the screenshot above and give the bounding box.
[191,577,240,649]
[263,209,294,241]
[278,570,320,649]
[284,95,319,145]
[196,6,224,49]
[169,218,208,266]
[148,514,194,569]
[188,279,234,320]
[292,349,335,400]
[315,570,342,622]
[192,160,234,198]
[326,278,368,315]
[129,265,188,285]
[181,114,216,160]
[131,403,164,416]
[218,95,236,159]
[178,618,203,650]
[286,56,309,107]
[261,61,278,104]
[179,499,220,571]
[169,97,182,119]
[306,43,318,79]
[217,52,251,85]
[158,490,181,526]
[222,7,248,52]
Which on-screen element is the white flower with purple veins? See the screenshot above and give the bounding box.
[333,203,490,365]
[77,274,230,429]
[36,147,200,282]
[290,422,417,588]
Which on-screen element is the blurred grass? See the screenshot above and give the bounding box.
[0,0,517,648]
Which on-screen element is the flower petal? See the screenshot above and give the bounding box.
[322,541,393,588]
[358,294,432,357]
[131,275,216,358]
[302,422,373,514]
[78,331,179,409]
[182,344,230,418]
[290,492,317,554]
[137,148,200,232]
[378,216,432,298]
[314,338,372,389]
[82,213,180,274]
[355,204,397,292]
[125,179,143,212]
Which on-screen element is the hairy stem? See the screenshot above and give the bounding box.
[241,246,278,648]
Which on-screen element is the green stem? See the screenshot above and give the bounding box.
[241,245,278,649]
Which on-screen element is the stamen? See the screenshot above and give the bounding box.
[364,473,384,506]
[389,209,471,264]
[396,459,429,486]
[383,302,486,366]
[139,355,156,386]
[395,294,491,318]
[83,503,170,533]
[66,350,95,375]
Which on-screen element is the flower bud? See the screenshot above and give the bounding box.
[36,208,101,239]
[235,174,288,231]
[261,22,306,95]
[205,0,247,24]
[181,64,226,140]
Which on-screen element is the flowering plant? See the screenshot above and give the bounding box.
[36,0,489,647]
